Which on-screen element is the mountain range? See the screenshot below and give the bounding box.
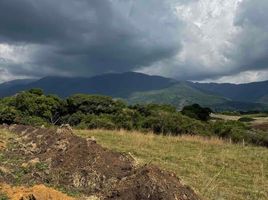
[0,72,268,111]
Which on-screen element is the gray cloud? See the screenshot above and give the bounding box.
[0,0,268,83]
[230,0,268,71]
[0,0,182,78]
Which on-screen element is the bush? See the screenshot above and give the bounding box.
[142,112,182,135]
[0,105,20,124]
[212,121,248,143]
[63,112,86,126]
[19,116,49,127]
[78,115,116,130]
[246,130,268,147]
[182,104,212,121]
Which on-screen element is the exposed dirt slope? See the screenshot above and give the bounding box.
[0,125,201,200]
[105,165,200,200]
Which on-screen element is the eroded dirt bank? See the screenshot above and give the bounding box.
[0,125,201,200]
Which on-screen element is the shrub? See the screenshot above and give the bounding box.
[182,104,212,121]
[141,112,182,135]
[212,121,248,143]
[246,130,268,147]
[78,115,116,130]
[19,116,49,127]
[0,105,20,125]
[64,112,86,126]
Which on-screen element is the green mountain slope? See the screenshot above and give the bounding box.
[127,82,228,110]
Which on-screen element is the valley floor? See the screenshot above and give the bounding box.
[76,129,268,200]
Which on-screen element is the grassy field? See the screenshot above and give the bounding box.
[76,129,268,200]
[211,113,268,124]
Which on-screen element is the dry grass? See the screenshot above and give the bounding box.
[211,113,241,121]
[76,129,268,200]
[0,129,13,151]
[212,113,268,125]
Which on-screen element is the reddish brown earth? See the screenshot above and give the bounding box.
[0,184,74,200]
[0,125,202,200]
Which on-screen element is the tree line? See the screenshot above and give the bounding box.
[0,88,267,147]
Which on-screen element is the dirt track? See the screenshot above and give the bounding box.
[0,125,201,200]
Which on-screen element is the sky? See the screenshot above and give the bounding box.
[0,0,267,83]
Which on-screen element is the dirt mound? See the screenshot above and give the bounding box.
[104,165,200,200]
[0,184,74,200]
[0,125,202,200]
[5,125,134,194]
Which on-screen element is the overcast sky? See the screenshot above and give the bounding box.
[0,0,267,83]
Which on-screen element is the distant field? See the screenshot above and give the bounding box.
[211,113,241,121]
[76,129,268,200]
[211,113,268,124]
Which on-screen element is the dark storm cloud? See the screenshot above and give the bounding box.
[230,0,268,72]
[1,0,268,83]
[0,0,182,77]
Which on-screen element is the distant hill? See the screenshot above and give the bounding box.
[127,82,228,110]
[0,72,175,98]
[0,79,37,97]
[189,81,268,103]
[1,72,268,111]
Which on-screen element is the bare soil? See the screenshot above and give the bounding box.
[0,125,201,200]
[0,184,74,200]
[104,165,200,200]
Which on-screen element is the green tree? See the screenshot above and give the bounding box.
[0,105,20,124]
[182,104,212,121]
[66,94,126,115]
[13,90,62,123]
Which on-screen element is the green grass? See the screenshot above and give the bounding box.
[76,129,268,200]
